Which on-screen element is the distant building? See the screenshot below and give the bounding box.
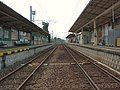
[66,34,76,43]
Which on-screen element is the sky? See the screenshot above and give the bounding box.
[0,0,90,39]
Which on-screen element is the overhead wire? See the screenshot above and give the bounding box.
[68,0,81,31]
[34,0,55,23]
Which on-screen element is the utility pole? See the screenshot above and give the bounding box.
[30,6,36,45]
[52,30,53,39]
[30,6,36,22]
[30,6,32,22]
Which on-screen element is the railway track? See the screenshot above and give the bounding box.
[0,46,55,79]
[65,45,120,90]
[0,46,57,90]
[17,45,95,90]
[0,45,120,90]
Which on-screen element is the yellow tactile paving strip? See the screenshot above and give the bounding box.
[0,44,52,57]
[0,46,29,56]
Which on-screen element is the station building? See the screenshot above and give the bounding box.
[0,2,49,47]
[68,0,120,47]
[66,34,76,43]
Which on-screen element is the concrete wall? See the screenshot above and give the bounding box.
[76,31,92,44]
[4,41,13,46]
[77,34,82,44]
[68,43,120,72]
[83,31,92,44]
[0,44,53,69]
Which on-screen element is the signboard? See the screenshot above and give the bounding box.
[4,30,9,38]
[19,31,31,41]
[11,29,18,40]
[26,33,30,40]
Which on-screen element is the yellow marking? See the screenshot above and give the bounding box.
[19,49,23,52]
[23,48,27,51]
[7,51,12,55]
[27,48,29,50]
[0,52,4,57]
[14,50,18,53]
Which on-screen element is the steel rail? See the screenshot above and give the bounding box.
[64,45,100,90]
[74,48,120,82]
[67,46,120,84]
[16,46,57,90]
[0,46,54,82]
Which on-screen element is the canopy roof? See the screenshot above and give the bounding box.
[66,34,76,38]
[69,0,120,33]
[0,2,49,36]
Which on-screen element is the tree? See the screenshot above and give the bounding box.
[42,22,49,32]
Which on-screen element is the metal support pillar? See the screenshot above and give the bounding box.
[0,26,3,43]
[30,32,33,45]
[18,30,20,41]
[75,33,77,43]
[94,20,98,45]
[81,28,84,44]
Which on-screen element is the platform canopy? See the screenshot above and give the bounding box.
[69,0,120,33]
[66,34,76,39]
[0,2,49,36]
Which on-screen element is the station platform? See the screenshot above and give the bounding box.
[0,43,54,69]
[70,43,120,54]
[84,44,120,52]
[0,44,53,57]
[1,45,120,89]
[67,43,120,73]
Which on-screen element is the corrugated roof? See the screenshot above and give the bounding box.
[69,0,120,32]
[0,2,49,36]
